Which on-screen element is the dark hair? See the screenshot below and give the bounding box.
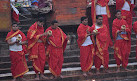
[116,10,121,14]
[81,16,87,22]
[96,15,103,19]
[37,17,45,22]
[51,20,58,25]
[12,22,18,26]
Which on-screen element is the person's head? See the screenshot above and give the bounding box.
[96,15,103,25]
[81,16,88,25]
[37,17,45,27]
[115,10,121,19]
[12,23,19,31]
[51,20,58,29]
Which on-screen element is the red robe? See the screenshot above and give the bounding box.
[77,24,94,72]
[116,0,135,29]
[6,30,29,78]
[91,0,113,46]
[45,27,67,76]
[90,24,109,69]
[27,22,46,74]
[133,21,137,60]
[112,18,131,68]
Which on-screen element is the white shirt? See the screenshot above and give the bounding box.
[96,4,107,15]
[122,1,130,11]
[9,34,23,51]
[122,0,134,11]
[81,36,93,46]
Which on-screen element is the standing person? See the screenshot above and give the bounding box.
[91,0,113,46]
[45,20,68,79]
[27,17,48,80]
[133,21,137,60]
[5,23,29,81]
[112,10,131,72]
[77,17,94,76]
[116,0,135,30]
[90,15,110,74]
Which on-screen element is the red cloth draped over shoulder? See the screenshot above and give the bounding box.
[112,18,131,62]
[77,24,91,47]
[45,27,67,52]
[27,22,45,60]
[91,0,110,24]
[112,18,131,41]
[133,21,137,34]
[45,27,67,76]
[6,29,28,54]
[90,24,109,50]
[133,21,137,60]
[90,24,109,68]
[6,30,29,78]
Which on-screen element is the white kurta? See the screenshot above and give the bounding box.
[96,4,107,15]
[9,34,23,51]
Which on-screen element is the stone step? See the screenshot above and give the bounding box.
[0,57,136,75]
[0,62,137,81]
[19,13,32,19]
[19,18,36,25]
[0,44,136,62]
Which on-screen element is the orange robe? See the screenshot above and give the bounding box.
[77,24,94,72]
[116,0,135,30]
[133,21,137,60]
[91,0,113,46]
[90,24,109,69]
[27,22,46,74]
[6,30,29,78]
[112,18,131,68]
[45,27,67,76]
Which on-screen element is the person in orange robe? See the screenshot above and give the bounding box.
[112,10,131,72]
[91,0,113,46]
[90,15,110,74]
[45,20,68,79]
[116,0,135,30]
[77,17,94,76]
[27,18,48,80]
[6,23,29,81]
[133,21,137,60]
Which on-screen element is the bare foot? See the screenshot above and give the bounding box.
[83,72,87,77]
[87,72,92,75]
[12,78,16,81]
[116,68,120,72]
[34,77,39,80]
[59,75,63,78]
[40,74,49,79]
[124,68,131,71]
[20,77,27,81]
[50,75,56,79]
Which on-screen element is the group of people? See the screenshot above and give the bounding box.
[6,18,69,81]
[78,0,136,77]
[5,0,137,81]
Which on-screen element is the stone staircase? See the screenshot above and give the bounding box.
[0,15,137,81]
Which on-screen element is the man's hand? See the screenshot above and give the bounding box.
[86,33,91,37]
[40,32,47,37]
[92,31,99,35]
[66,35,70,40]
